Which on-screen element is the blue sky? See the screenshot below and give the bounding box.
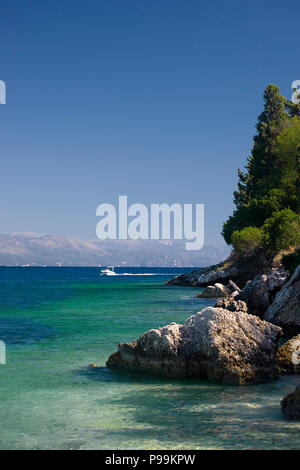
[0,0,299,245]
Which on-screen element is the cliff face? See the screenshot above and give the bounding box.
[264,265,300,336]
[236,269,288,317]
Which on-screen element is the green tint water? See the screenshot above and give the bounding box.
[0,267,299,450]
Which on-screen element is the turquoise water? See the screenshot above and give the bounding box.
[0,266,299,450]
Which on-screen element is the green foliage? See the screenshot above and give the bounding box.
[262,209,300,252]
[282,249,300,275]
[222,210,250,245]
[222,188,290,244]
[273,117,300,212]
[223,84,300,257]
[232,227,264,257]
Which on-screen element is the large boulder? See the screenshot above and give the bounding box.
[264,265,300,336]
[107,307,282,385]
[237,268,288,317]
[281,385,300,420]
[277,334,300,374]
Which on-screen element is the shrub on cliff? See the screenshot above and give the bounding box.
[232,227,264,257]
[231,210,300,261]
[262,209,300,253]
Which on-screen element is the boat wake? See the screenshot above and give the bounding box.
[121,273,170,276]
[103,272,178,276]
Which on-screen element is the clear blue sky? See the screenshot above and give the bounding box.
[0,0,299,245]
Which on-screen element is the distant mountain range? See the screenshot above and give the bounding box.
[0,232,231,267]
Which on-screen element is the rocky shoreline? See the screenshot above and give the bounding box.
[166,263,241,287]
[104,261,300,419]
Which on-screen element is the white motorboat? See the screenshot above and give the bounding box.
[100,266,117,276]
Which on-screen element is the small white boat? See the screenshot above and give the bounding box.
[100,266,117,276]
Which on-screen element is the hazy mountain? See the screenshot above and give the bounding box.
[0,232,231,267]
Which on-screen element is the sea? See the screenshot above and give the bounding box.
[0,266,299,450]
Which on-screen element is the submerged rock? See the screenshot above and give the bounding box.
[264,265,300,336]
[237,268,288,317]
[196,283,229,298]
[281,385,300,420]
[107,307,282,385]
[277,334,300,374]
[89,363,101,369]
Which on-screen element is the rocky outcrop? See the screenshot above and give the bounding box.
[264,265,300,336]
[166,254,274,288]
[215,298,248,313]
[167,264,239,287]
[196,280,241,300]
[236,268,288,318]
[107,307,282,385]
[166,268,205,286]
[281,385,300,420]
[277,335,300,374]
[196,280,242,299]
[196,283,229,298]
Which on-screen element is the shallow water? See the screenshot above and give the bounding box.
[0,266,298,450]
